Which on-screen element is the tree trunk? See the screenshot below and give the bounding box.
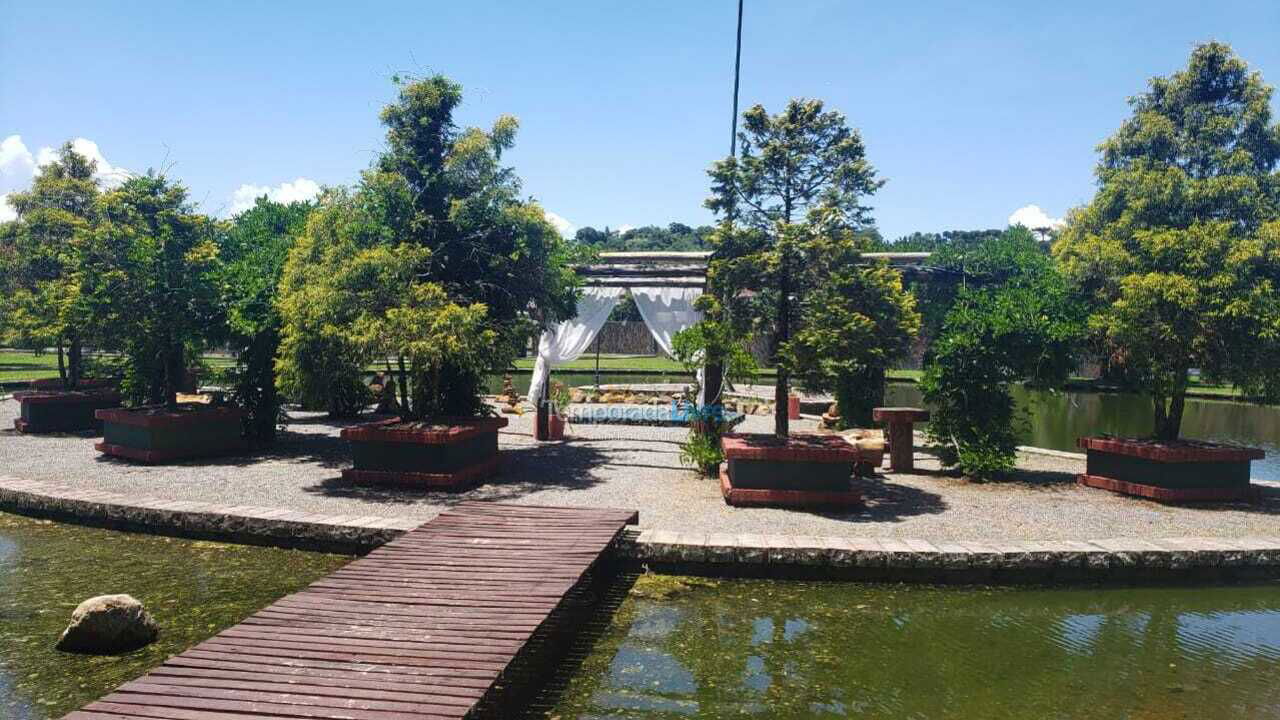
[164,340,181,410]
[67,337,82,390]
[774,247,790,438]
[56,340,67,388]
[396,355,410,419]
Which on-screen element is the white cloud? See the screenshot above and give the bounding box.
[0,134,131,202]
[0,135,36,186]
[0,193,16,223]
[1008,204,1064,231]
[615,224,635,234]
[544,210,574,237]
[227,177,322,216]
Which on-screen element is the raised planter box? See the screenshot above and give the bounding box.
[340,416,509,490]
[95,405,247,463]
[720,433,864,509]
[14,387,121,434]
[1076,436,1264,503]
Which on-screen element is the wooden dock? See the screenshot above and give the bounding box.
[65,501,639,720]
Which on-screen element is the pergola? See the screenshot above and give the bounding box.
[527,250,936,406]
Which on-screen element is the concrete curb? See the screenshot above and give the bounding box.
[0,476,417,552]
[615,528,1280,583]
[3,476,1278,582]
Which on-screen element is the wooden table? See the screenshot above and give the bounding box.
[872,407,930,472]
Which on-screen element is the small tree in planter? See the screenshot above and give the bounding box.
[702,98,892,507]
[1056,42,1280,500]
[217,197,313,444]
[91,174,238,463]
[280,75,578,488]
[706,99,885,438]
[1,143,122,432]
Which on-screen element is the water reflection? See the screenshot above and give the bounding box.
[551,578,1280,719]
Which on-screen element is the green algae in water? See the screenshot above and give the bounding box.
[547,574,1280,719]
[0,512,352,719]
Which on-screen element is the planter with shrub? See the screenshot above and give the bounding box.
[90,173,243,463]
[276,76,580,488]
[1057,43,1278,501]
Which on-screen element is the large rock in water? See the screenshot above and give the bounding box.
[55,594,159,653]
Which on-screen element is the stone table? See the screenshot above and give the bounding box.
[872,407,931,472]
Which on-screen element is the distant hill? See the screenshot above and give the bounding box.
[573,223,713,251]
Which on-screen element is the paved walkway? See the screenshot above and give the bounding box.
[1,398,1277,542]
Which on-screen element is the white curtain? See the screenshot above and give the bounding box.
[527,287,624,404]
[630,286,703,358]
[631,286,705,400]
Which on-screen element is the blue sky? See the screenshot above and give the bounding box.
[3,1,1279,238]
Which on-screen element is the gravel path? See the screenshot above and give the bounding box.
[1,398,1277,541]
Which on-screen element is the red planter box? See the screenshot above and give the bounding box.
[1076,436,1264,503]
[95,405,247,463]
[14,388,121,434]
[340,416,508,490]
[719,433,864,509]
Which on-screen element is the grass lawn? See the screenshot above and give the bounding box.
[0,350,236,384]
[0,349,1247,400]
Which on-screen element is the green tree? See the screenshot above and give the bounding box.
[277,75,579,420]
[706,98,885,435]
[96,174,221,408]
[0,143,105,388]
[921,228,1083,478]
[786,229,920,428]
[1055,42,1280,441]
[217,197,312,442]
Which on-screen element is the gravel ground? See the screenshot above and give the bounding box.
[1,397,1277,541]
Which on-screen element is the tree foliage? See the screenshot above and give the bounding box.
[217,197,312,441]
[276,75,580,420]
[786,230,920,428]
[96,174,221,408]
[0,143,106,388]
[921,229,1083,479]
[705,98,891,435]
[1055,42,1280,441]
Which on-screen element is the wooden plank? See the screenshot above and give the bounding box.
[66,502,637,720]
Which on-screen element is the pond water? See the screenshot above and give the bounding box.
[0,513,351,719]
[548,575,1280,719]
[883,384,1280,482]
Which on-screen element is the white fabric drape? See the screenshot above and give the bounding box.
[629,286,703,358]
[631,286,706,401]
[527,287,624,404]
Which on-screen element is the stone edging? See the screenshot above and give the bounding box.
[0,476,417,552]
[615,528,1280,582]
[2,476,1278,581]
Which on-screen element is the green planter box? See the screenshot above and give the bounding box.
[340,416,509,490]
[1077,436,1263,502]
[95,405,247,463]
[719,433,863,509]
[14,389,121,434]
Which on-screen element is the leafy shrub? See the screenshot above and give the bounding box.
[921,230,1083,480]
